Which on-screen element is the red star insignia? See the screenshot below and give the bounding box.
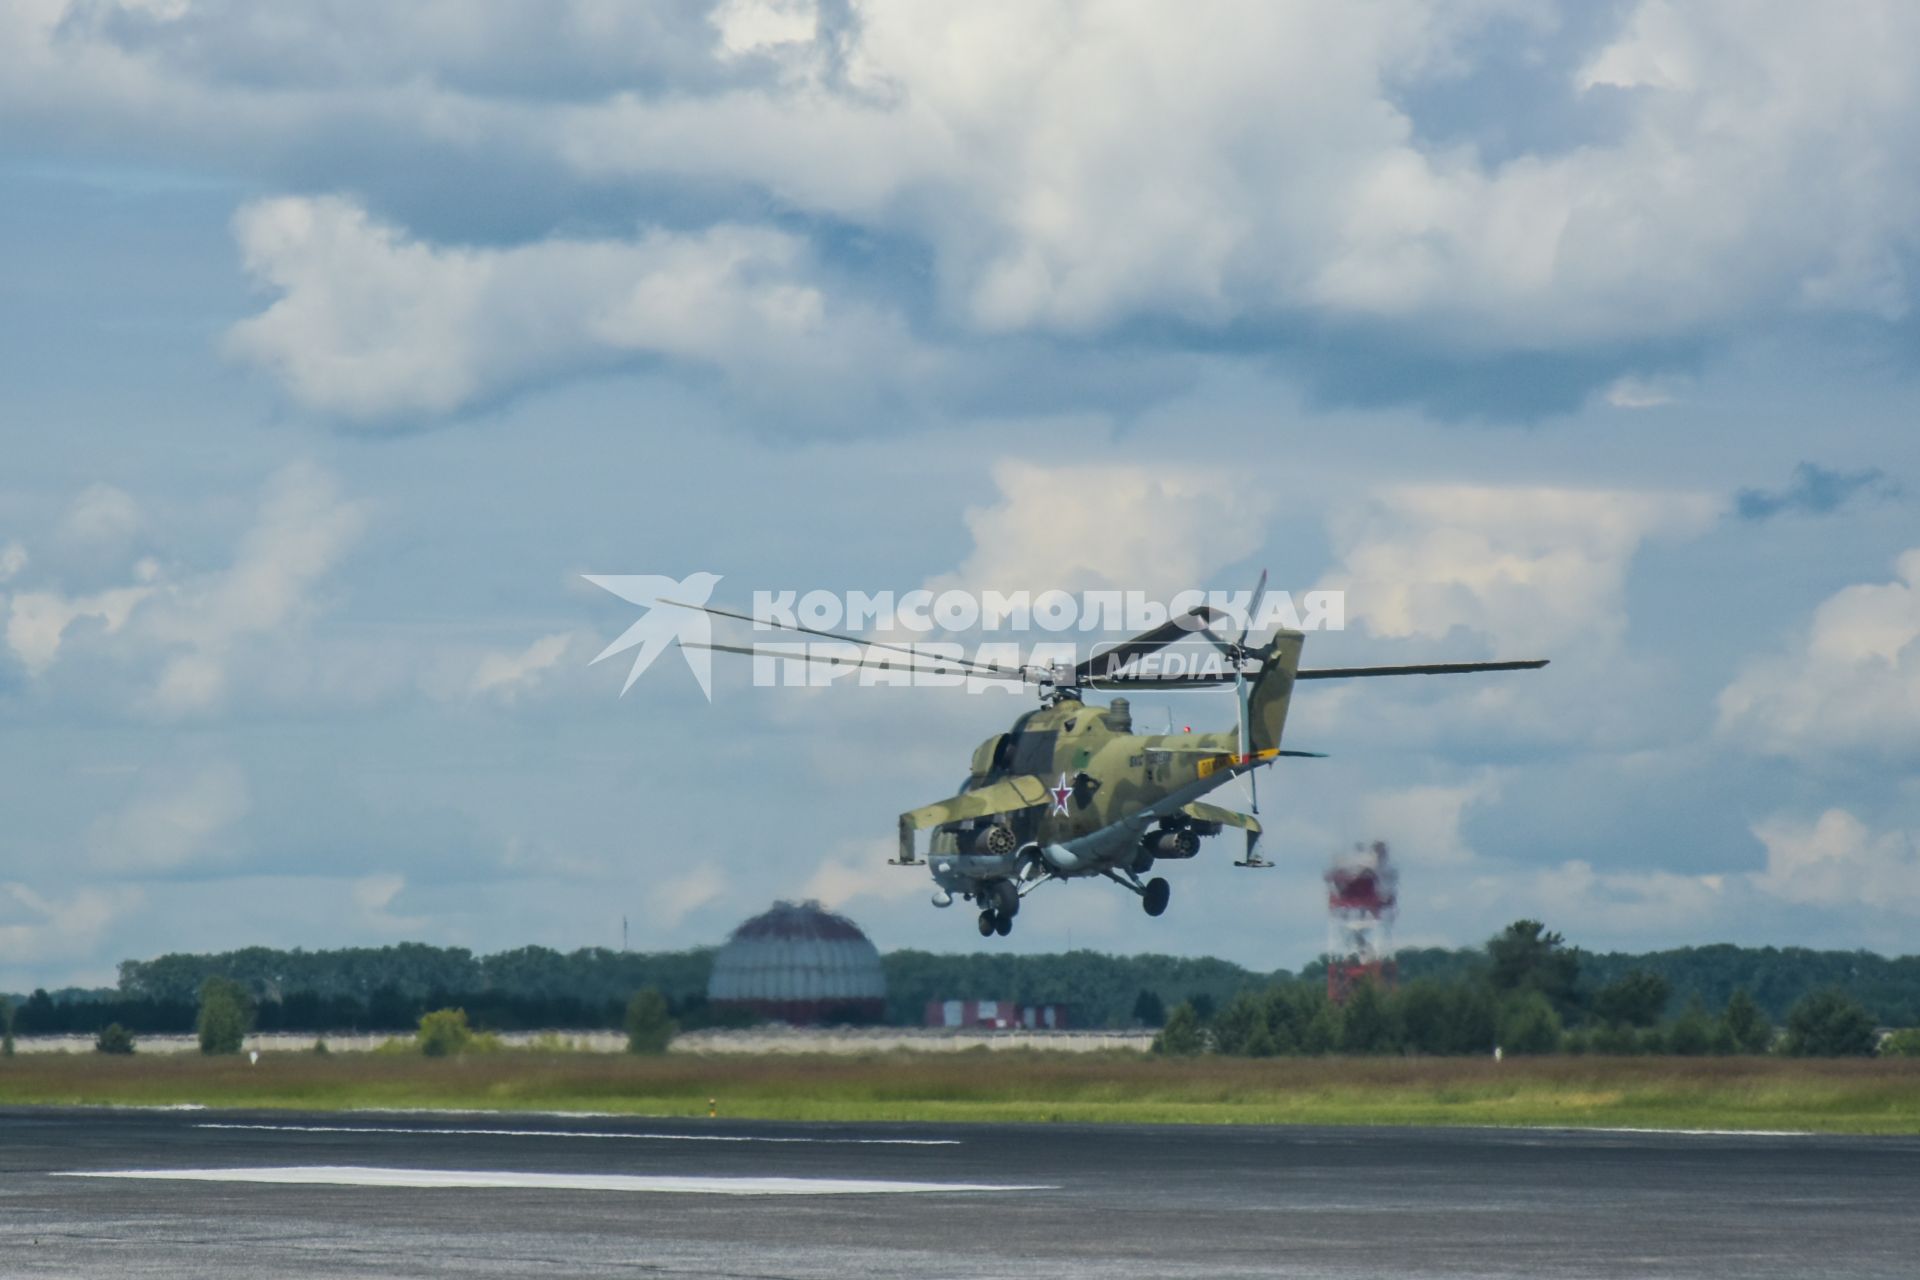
[1051,772,1073,815]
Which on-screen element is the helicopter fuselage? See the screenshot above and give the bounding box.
[925,696,1247,897]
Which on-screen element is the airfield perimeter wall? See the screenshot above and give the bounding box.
[6,1027,1155,1056]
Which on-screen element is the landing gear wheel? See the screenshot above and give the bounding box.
[994,912,1014,937]
[991,880,1020,918]
[1142,877,1171,917]
[978,910,997,937]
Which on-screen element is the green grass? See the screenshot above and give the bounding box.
[4,1052,1919,1133]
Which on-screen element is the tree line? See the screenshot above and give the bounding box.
[1153,922,1897,1058]
[6,926,1920,1040]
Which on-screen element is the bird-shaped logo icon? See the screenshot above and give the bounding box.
[584,571,723,700]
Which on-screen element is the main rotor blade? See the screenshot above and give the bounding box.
[1080,671,1240,691]
[1295,659,1549,679]
[1073,606,1231,685]
[662,599,1029,682]
[682,640,1026,684]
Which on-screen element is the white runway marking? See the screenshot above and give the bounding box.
[1558,1126,1814,1139]
[196,1122,959,1146]
[57,1166,1048,1196]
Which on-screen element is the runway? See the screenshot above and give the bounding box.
[3,1107,1917,1278]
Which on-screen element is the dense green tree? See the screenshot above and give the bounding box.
[1783,988,1877,1057]
[1260,987,1312,1054]
[1719,989,1772,1054]
[1395,980,1452,1054]
[1587,1023,1641,1055]
[196,976,254,1055]
[1339,980,1398,1054]
[1301,1000,1342,1055]
[1,997,13,1057]
[1131,988,1167,1028]
[1208,991,1266,1056]
[1879,1028,1920,1057]
[417,1008,474,1057]
[1593,970,1672,1028]
[1487,921,1580,1013]
[94,1023,135,1054]
[624,989,676,1054]
[1153,1002,1206,1055]
[1389,980,1499,1055]
[1497,991,1562,1055]
[1667,996,1713,1056]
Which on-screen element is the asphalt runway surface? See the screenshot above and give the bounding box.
[3,1107,1917,1278]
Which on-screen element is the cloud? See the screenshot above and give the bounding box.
[1752,809,1920,912]
[0,883,145,972]
[712,0,820,59]
[9,3,1919,418]
[1359,777,1501,869]
[138,461,365,712]
[58,483,141,547]
[5,581,153,675]
[797,839,927,912]
[1602,375,1682,410]
[1717,548,1920,759]
[562,1,1920,348]
[1486,859,1729,937]
[646,865,728,928]
[0,464,364,713]
[1320,484,1717,653]
[85,761,249,873]
[0,541,25,582]
[929,459,1271,601]
[1734,462,1898,522]
[351,872,428,934]
[467,631,575,701]
[225,196,920,421]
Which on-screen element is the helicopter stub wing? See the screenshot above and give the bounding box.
[1181,800,1262,834]
[895,775,1051,863]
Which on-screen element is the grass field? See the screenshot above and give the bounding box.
[5,1051,1920,1133]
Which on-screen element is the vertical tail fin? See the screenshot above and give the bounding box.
[1246,630,1305,755]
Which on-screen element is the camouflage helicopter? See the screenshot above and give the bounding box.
[679,574,1545,939]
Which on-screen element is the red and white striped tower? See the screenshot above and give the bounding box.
[1325,841,1398,1004]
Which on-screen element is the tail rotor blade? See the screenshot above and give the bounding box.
[1237,568,1269,648]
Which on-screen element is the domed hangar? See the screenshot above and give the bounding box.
[706,899,887,1024]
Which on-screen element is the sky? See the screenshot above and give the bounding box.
[4,0,1920,990]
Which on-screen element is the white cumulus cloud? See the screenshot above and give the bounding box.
[1752,809,1920,912]
[930,459,1271,601]
[225,196,919,420]
[1320,484,1717,654]
[1718,549,1920,759]
[467,632,576,702]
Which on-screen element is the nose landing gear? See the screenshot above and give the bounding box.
[975,880,1020,937]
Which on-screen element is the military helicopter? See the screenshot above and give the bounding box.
[677,573,1545,938]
